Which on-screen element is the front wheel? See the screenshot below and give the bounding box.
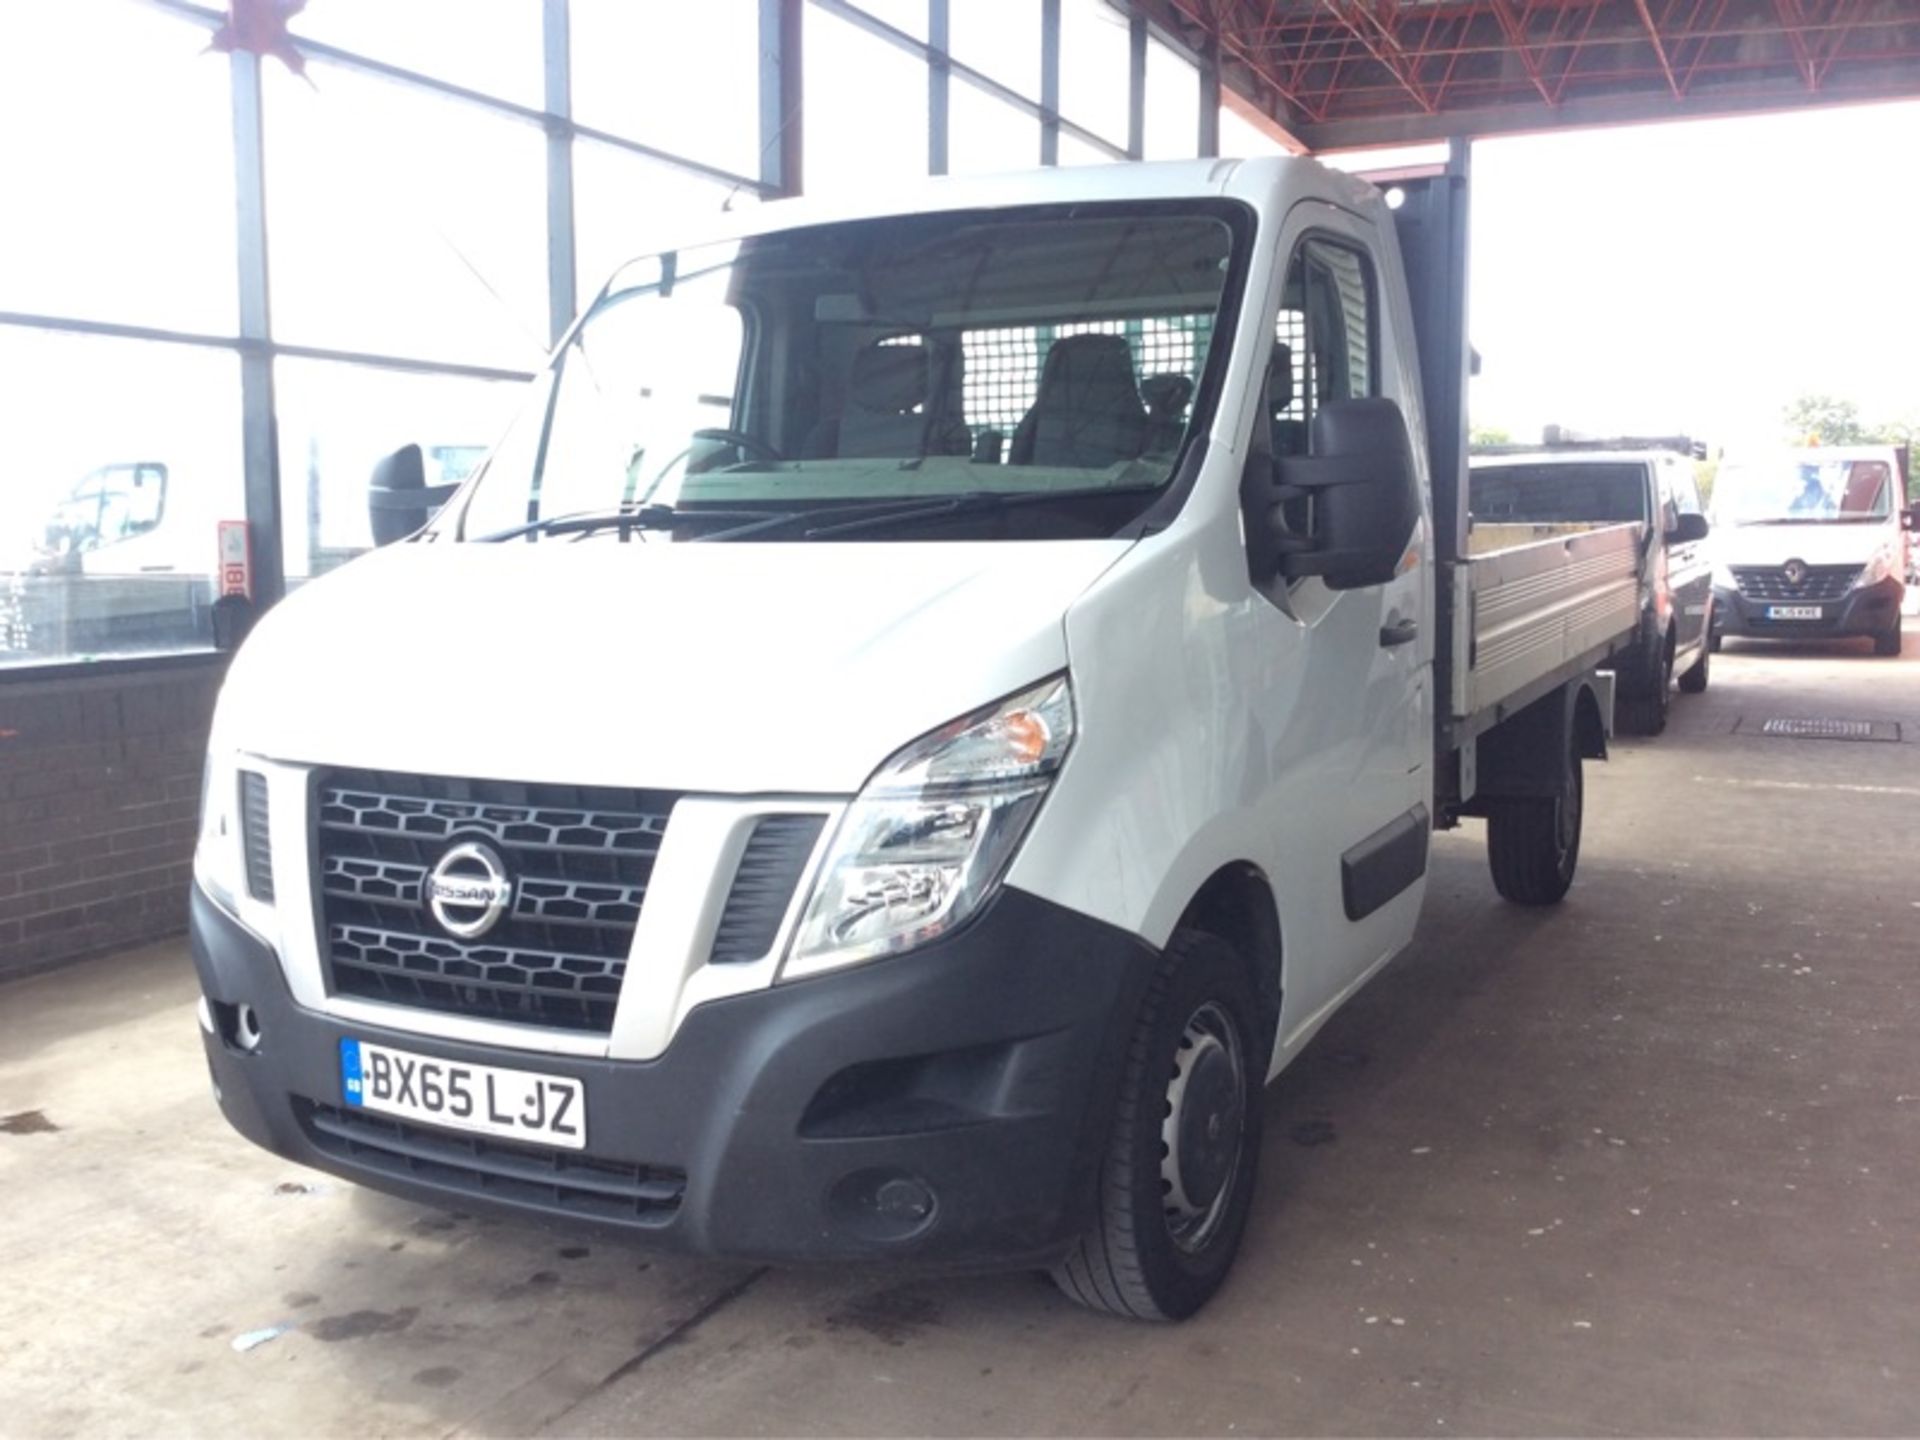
[1873,614,1903,658]
[1487,742,1583,906]
[1051,930,1265,1322]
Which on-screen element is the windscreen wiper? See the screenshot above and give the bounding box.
[713,484,1162,543]
[801,484,1167,539]
[473,502,777,543]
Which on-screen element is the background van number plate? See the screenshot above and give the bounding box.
[340,1038,585,1150]
[1767,604,1822,620]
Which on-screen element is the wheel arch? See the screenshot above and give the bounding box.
[1474,676,1607,805]
[1572,677,1609,760]
[1174,862,1283,1050]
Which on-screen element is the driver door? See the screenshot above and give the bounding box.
[1239,205,1434,1044]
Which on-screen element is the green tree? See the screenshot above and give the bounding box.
[1693,458,1718,508]
[1782,394,1867,445]
[1469,424,1513,448]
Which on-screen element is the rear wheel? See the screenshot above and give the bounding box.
[1617,642,1672,736]
[1487,737,1583,906]
[1873,614,1903,658]
[1051,930,1265,1322]
[1677,642,1710,694]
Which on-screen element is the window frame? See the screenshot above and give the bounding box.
[1287,233,1382,446]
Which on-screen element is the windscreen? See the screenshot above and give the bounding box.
[1468,462,1648,526]
[1713,456,1894,525]
[453,203,1244,543]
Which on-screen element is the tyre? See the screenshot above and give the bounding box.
[1677,642,1710,694]
[1487,740,1583,906]
[1873,614,1903,658]
[1617,644,1672,736]
[1051,930,1265,1322]
[1709,628,1723,654]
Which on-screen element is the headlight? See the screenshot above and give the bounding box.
[1855,547,1897,589]
[1711,560,1736,591]
[194,743,244,915]
[785,675,1073,978]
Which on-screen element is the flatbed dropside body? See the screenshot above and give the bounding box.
[1381,146,1641,820]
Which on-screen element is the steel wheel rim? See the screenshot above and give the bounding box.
[1160,1000,1246,1254]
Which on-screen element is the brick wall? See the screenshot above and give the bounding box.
[0,659,227,979]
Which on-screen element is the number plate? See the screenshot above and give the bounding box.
[1767,604,1824,621]
[340,1038,585,1150]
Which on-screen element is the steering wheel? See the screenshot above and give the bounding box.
[690,427,783,467]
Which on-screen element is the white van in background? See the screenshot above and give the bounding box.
[17,460,218,657]
[1710,446,1914,656]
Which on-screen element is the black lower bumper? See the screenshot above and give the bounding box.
[1712,576,1904,642]
[189,882,1157,1268]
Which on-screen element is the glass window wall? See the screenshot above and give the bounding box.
[0,329,243,666]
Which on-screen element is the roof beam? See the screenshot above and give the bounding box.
[1489,0,1556,108]
[1155,0,1329,125]
[1813,0,1871,86]
[1773,0,1820,89]
[1633,0,1684,98]
[1318,0,1437,114]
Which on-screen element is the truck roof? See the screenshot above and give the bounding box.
[587,156,1382,272]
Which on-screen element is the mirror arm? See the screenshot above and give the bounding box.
[369,482,459,512]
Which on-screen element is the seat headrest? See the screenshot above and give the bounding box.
[1268,341,1295,415]
[1139,372,1194,418]
[849,341,929,416]
[1036,333,1140,412]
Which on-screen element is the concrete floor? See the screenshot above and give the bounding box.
[4,634,1917,1437]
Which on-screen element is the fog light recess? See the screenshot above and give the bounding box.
[235,1004,264,1051]
[827,1167,938,1243]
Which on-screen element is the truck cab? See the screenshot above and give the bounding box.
[1470,443,1713,732]
[190,155,1629,1321]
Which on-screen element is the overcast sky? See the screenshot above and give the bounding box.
[1465,99,1920,449]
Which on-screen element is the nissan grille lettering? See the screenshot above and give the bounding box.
[424,841,514,939]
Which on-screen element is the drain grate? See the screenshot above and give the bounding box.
[1744,717,1902,742]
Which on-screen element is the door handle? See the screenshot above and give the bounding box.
[1379,618,1419,648]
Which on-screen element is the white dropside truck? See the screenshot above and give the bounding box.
[191,152,1642,1319]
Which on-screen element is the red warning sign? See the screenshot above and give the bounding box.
[218,521,252,600]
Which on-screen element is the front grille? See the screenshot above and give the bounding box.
[239,770,274,902]
[1731,564,1860,602]
[297,1098,685,1226]
[314,769,675,1033]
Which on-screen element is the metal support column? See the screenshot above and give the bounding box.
[1040,0,1060,165]
[929,0,950,175]
[1197,29,1220,157]
[542,0,577,342]
[230,49,284,612]
[760,0,804,196]
[1127,12,1147,159]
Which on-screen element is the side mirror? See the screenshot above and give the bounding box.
[1667,511,1710,544]
[1270,398,1420,591]
[368,444,460,546]
[1902,506,1919,533]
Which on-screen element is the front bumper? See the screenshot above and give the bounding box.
[1712,575,1904,642]
[190,881,1157,1268]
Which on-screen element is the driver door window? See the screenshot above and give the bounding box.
[1270,239,1376,460]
